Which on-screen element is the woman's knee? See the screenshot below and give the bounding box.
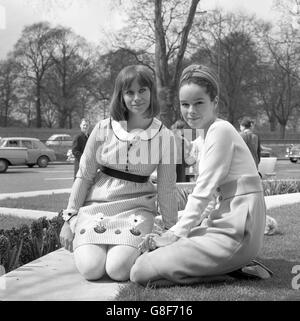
[106,245,139,282]
[130,255,155,285]
[74,244,107,281]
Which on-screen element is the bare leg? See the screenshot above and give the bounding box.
[106,245,140,281]
[74,244,107,281]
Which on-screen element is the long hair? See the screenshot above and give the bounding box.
[109,65,159,121]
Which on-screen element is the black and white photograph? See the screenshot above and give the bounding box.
[0,0,300,306]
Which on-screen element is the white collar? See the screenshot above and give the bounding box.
[111,118,163,141]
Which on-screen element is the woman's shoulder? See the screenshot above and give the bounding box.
[210,119,236,134]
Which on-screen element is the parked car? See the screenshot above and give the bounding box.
[0,137,56,173]
[285,144,300,163]
[66,149,75,162]
[46,134,73,147]
[261,144,272,157]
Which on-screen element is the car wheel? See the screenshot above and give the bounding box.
[0,159,8,173]
[37,156,49,168]
[290,158,298,163]
[27,164,35,168]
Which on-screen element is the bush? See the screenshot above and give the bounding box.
[262,179,300,196]
[0,215,64,274]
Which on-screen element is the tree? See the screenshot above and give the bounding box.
[0,58,19,126]
[13,22,58,127]
[191,11,263,127]
[262,23,300,138]
[42,26,94,128]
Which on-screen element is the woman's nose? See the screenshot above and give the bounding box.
[133,93,141,102]
[188,104,196,113]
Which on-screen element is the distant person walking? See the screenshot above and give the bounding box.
[171,120,196,182]
[240,118,261,170]
[72,119,90,180]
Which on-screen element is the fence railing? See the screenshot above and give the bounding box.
[261,139,300,144]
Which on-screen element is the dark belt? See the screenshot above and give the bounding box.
[100,165,150,183]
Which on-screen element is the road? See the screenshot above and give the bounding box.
[0,163,74,193]
[0,160,299,194]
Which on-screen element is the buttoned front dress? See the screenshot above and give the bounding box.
[133,119,267,284]
[66,118,178,250]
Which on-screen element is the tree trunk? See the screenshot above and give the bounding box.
[154,0,200,128]
[269,112,277,132]
[36,85,42,128]
[279,123,286,139]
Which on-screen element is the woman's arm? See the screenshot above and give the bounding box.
[66,122,103,214]
[170,121,234,238]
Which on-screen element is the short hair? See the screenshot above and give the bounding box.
[240,118,253,128]
[179,64,219,101]
[80,118,89,125]
[109,65,159,121]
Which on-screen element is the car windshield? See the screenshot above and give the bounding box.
[0,139,6,147]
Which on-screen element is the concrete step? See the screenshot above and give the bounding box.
[0,248,122,301]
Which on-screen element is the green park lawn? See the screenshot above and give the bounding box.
[0,193,69,213]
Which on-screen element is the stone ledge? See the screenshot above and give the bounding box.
[0,207,57,220]
[0,248,122,301]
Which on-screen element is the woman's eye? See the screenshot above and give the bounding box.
[125,90,134,95]
[195,101,203,106]
[139,88,147,93]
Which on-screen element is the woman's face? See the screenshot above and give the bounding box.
[179,83,217,130]
[123,79,151,118]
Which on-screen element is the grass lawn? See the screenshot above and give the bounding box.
[0,193,69,213]
[0,214,36,230]
[115,203,300,301]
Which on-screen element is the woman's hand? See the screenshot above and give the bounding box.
[59,222,75,252]
[138,230,179,253]
[153,230,179,248]
[138,233,159,253]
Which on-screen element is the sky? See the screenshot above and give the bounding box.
[0,0,277,60]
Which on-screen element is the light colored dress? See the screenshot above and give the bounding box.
[66,117,178,250]
[132,119,266,284]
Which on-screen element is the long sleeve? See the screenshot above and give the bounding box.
[72,134,82,160]
[156,129,178,229]
[66,122,103,213]
[170,121,234,238]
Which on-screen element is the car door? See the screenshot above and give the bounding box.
[21,140,38,163]
[5,139,27,164]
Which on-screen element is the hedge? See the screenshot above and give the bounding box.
[0,215,64,274]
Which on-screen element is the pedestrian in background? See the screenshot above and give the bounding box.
[171,120,196,182]
[240,118,261,170]
[72,118,90,180]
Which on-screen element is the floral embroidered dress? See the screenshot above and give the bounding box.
[66,117,178,250]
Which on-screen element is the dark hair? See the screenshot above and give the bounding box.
[179,64,219,101]
[109,65,159,121]
[180,77,218,101]
[240,118,253,128]
[171,119,187,130]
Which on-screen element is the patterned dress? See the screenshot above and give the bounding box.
[65,117,178,250]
